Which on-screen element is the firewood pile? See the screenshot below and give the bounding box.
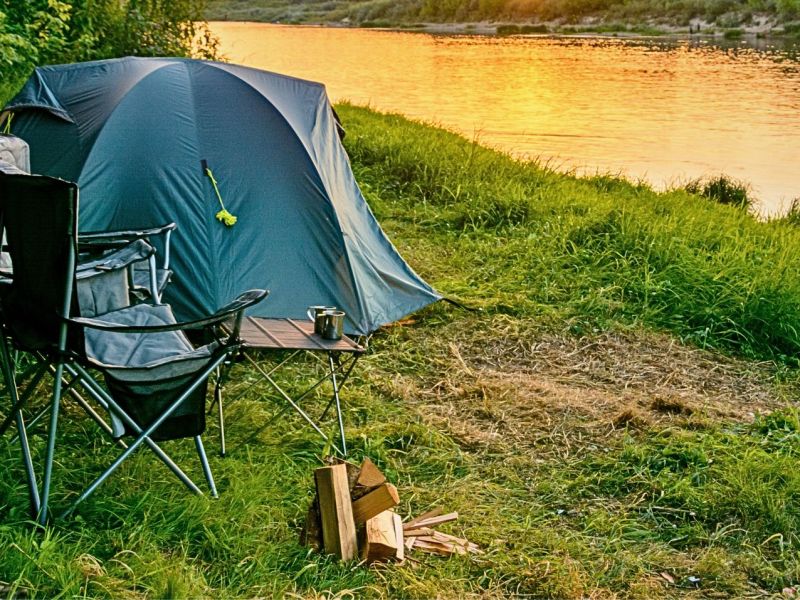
[300,458,481,564]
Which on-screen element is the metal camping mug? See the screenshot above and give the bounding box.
[307,305,336,335]
[321,310,345,341]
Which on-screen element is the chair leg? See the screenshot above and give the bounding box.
[4,366,48,441]
[0,338,41,516]
[215,378,226,458]
[39,361,65,525]
[195,436,218,498]
[60,357,225,519]
[69,364,201,495]
[16,412,40,518]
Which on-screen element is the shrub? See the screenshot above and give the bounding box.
[0,0,218,106]
[684,175,752,209]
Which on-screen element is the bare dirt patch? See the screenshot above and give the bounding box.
[388,323,795,454]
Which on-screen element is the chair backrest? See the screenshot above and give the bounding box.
[0,173,82,352]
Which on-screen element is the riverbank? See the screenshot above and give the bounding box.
[409,17,789,38]
[206,0,800,39]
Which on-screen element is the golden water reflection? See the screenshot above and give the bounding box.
[212,22,800,215]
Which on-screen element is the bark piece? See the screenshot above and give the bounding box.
[328,457,361,492]
[392,512,405,562]
[299,496,323,551]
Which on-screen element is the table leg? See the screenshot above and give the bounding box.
[320,354,359,420]
[328,353,347,456]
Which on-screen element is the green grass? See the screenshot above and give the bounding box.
[341,103,800,361]
[2,104,800,598]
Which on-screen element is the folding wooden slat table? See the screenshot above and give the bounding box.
[218,317,365,456]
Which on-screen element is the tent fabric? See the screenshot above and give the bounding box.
[5,57,440,335]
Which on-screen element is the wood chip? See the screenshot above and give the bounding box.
[411,538,460,556]
[404,507,443,528]
[402,526,435,537]
[403,512,458,530]
[660,572,676,585]
[429,531,482,553]
[400,509,481,558]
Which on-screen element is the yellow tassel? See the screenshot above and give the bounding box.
[216,209,238,227]
[205,167,237,227]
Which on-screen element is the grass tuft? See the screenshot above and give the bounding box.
[683,174,753,209]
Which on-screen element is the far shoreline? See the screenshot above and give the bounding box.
[207,16,800,44]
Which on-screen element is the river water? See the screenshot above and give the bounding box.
[212,22,800,215]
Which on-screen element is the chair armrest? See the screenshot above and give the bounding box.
[76,239,155,279]
[80,222,176,274]
[66,289,269,334]
[80,222,177,243]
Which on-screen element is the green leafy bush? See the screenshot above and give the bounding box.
[0,0,218,106]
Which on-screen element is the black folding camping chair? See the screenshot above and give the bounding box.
[0,172,268,524]
[1,219,176,465]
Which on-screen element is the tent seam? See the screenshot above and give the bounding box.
[66,58,174,188]
[184,62,222,311]
[205,62,369,330]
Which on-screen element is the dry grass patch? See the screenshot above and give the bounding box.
[382,318,795,455]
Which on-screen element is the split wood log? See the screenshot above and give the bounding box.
[361,510,399,563]
[343,461,360,492]
[314,464,358,560]
[327,457,361,492]
[356,457,387,489]
[351,482,399,524]
[352,457,388,500]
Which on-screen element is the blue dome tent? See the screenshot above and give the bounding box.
[3,57,440,335]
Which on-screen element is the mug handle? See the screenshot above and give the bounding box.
[307,307,315,322]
